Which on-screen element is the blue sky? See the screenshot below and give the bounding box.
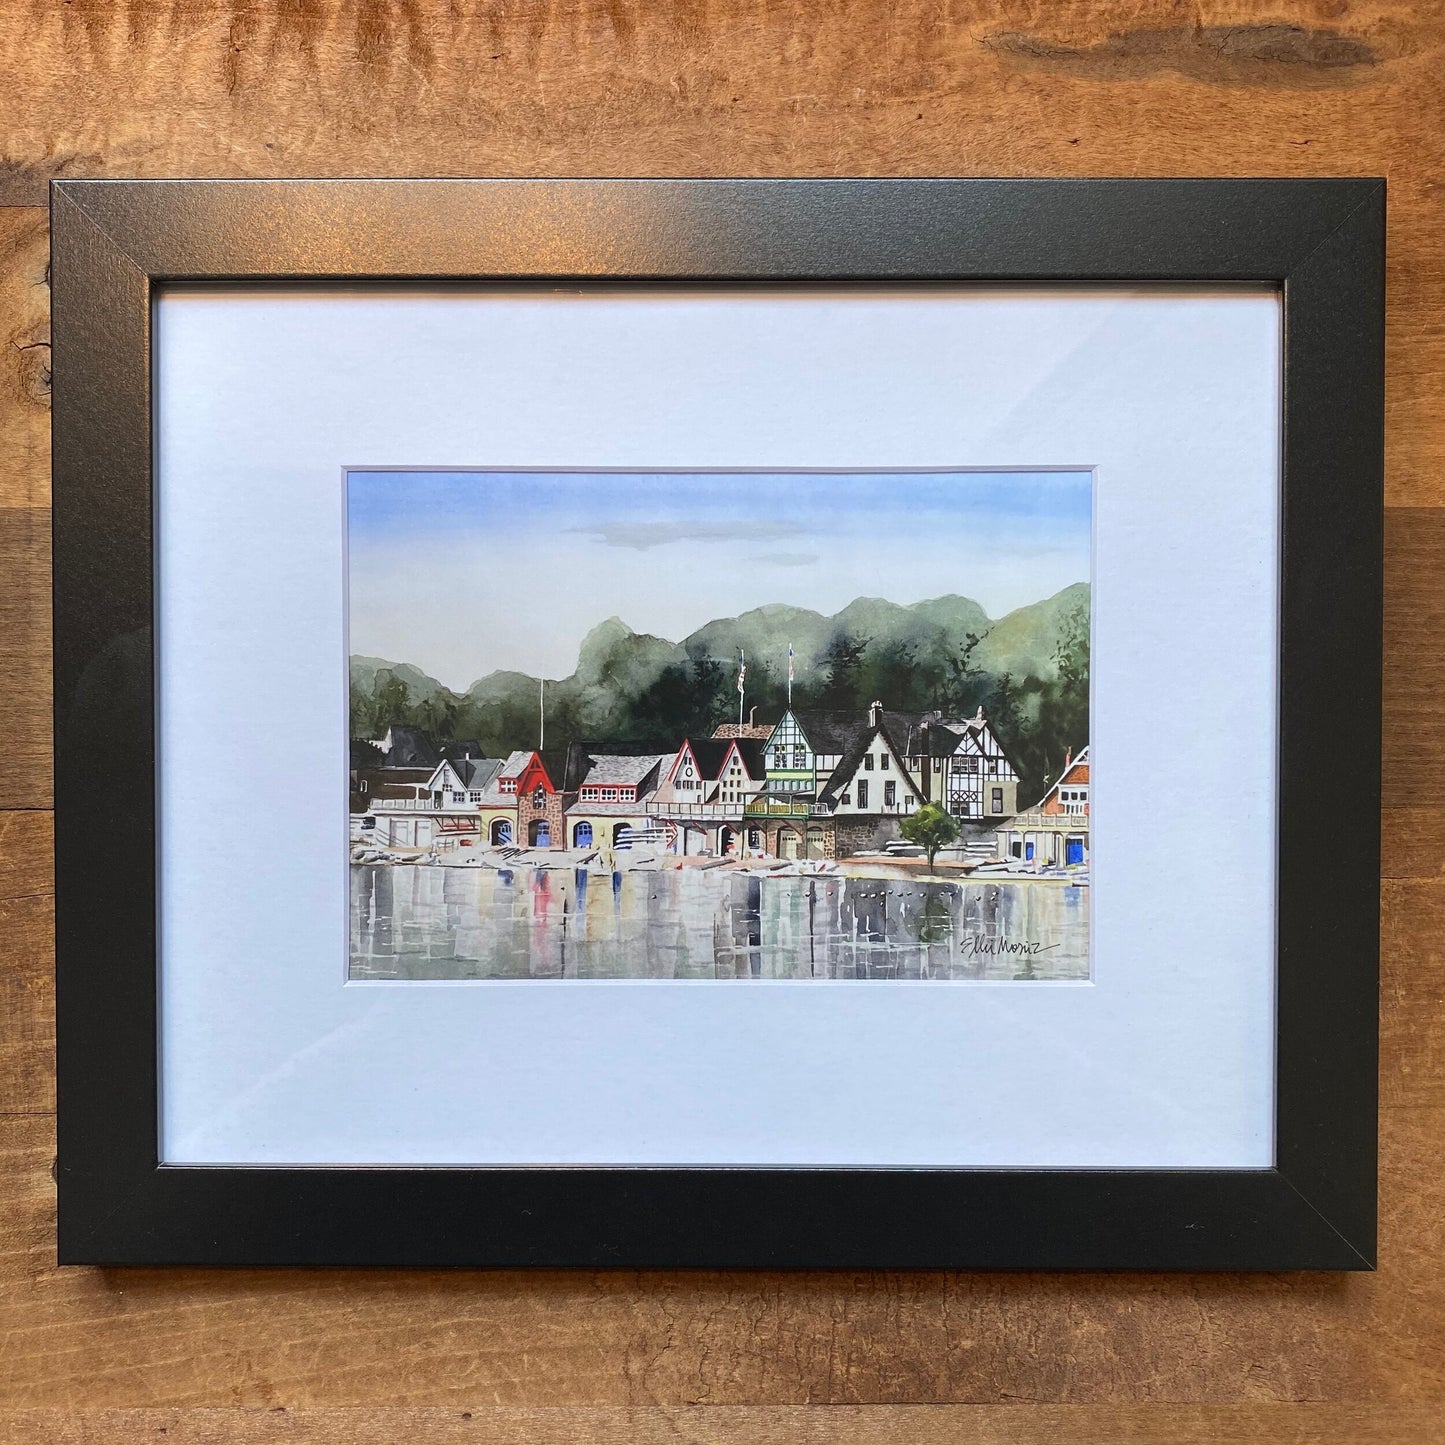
[347,469,1092,689]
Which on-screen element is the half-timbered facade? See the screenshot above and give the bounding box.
[943,709,1020,820]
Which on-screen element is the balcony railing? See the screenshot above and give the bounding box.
[743,797,831,818]
[1005,808,1090,830]
[647,800,743,819]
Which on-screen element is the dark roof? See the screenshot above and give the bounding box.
[731,737,767,777]
[537,748,573,792]
[881,710,960,758]
[380,724,439,767]
[439,739,485,762]
[683,735,767,780]
[681,738,733,779]
[450,756,502,789]
[350,738,384,769]
[818,723,922,809]
[789,710,870,755]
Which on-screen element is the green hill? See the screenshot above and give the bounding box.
[350,583,1089,798]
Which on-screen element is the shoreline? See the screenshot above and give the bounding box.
[349,846,1088,886]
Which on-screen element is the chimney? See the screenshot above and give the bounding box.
[749,706,756,725]
[1064,747,1072,770]
[869,700,882,728]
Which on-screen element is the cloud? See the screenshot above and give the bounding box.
[757,552,820,568]
[569,520,807,551]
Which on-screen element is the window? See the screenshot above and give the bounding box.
[451,790,465,803]
[857,780,869,810]
[792,748,807,768]
[934,758,942,773]
[884,780,896,807]
[840,792,851,807]
[880,754,889,770]
[863,754,874,770]
[991,787,1004,813]
[773,748,786,767]
[360,816,375,829]
[359,778,368,793]
[469,791,483,803]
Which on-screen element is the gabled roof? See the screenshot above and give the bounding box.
[453,756,503,790]
[379,724,438,767]
[682,736,765,780]
[1029,744,1091,810]
[785,710,870,755]
[817,724,923,809]
[881,710,963,759]
[724,737,767,778]
[497,750,535,779]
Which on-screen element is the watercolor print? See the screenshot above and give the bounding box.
[348,470,1091,981]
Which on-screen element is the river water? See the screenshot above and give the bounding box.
[350,863,1089,981]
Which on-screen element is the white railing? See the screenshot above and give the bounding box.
[1006,809,1090,830]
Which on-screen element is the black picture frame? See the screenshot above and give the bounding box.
[50,178,1383,1270]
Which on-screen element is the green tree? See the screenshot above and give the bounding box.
[938,631,986,715]
[818,632,868,710]
[900,803,960,868]
[370,672,413,733]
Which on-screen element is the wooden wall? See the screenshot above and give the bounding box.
[1,2,1442,1440]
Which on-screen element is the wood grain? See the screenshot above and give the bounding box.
[0,1107,1438,1411]
[2,0,1443,1440]
[0,1404,1441,1445]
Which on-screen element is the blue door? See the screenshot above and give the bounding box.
[531,819,551,847]
[1024,842,1035,861]
[1065,837,1085,865]
[573,821,593,847]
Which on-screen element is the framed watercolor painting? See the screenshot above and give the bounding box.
[345,466,1092,984]
[50,178,1383,1269]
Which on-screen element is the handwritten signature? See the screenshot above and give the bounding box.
[957,936,1060,959]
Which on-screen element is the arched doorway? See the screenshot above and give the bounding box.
[718,825,737,855]
[613,822,631,847]
[490,818,513,846]
[573,820,593,848]
[777,827,801,860]
[805,825,827,860]
[529,818,551,847]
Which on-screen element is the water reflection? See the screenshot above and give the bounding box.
[351,864,1088,981]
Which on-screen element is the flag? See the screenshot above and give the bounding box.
[737,649,746,694]
[788,642,795,684]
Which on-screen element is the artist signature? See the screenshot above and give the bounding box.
[958,936,1060,959]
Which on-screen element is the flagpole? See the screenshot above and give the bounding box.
[787,641,793,709]
[539,677,545,751]
[737,648,745,728]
